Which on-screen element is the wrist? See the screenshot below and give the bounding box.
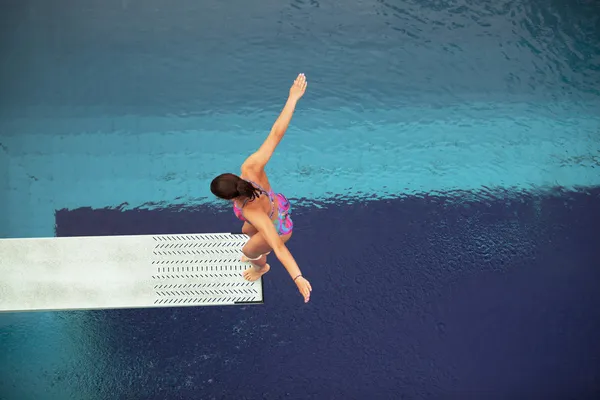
[293,274,303,282]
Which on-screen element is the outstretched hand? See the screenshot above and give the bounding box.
[289,73,307,101]
[295,276,312,303]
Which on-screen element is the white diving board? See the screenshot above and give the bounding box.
[0,233,263,313]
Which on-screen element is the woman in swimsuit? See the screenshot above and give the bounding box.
[210,73,312,303]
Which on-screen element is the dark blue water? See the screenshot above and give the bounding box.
[1,0,599,119]
[3,189,598,399]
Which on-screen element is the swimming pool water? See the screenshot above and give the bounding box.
[1,0,599,238]
[1,0,599,398]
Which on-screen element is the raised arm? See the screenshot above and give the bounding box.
[243,73,307,172]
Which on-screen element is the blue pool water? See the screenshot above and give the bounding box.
[1,0,600,398]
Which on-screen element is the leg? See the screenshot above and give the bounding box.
[241,231,292,281]
[242,221,258,237]
[240,222,270,262]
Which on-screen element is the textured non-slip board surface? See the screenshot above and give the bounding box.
[0,233,262,312]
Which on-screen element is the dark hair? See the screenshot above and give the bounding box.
[210,173,261,201]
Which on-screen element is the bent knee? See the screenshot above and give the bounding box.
[242,223,256,236]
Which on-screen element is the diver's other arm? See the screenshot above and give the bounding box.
[242,73,307,171]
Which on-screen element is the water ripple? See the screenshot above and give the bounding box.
[1,0,599,117]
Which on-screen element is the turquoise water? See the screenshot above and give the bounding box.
[1,0,599,239]
[3,104,599,238]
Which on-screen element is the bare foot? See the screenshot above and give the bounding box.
[243,263,270,281]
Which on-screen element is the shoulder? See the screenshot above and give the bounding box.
[240,165,258,183]
[240,163,267,185]
[240,167,271,196]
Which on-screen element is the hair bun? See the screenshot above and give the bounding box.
[236,179,246,194]
[235,179,259,200]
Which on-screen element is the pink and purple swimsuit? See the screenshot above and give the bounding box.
[233,180,293,236]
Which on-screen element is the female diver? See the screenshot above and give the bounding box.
[210,73,312,303]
